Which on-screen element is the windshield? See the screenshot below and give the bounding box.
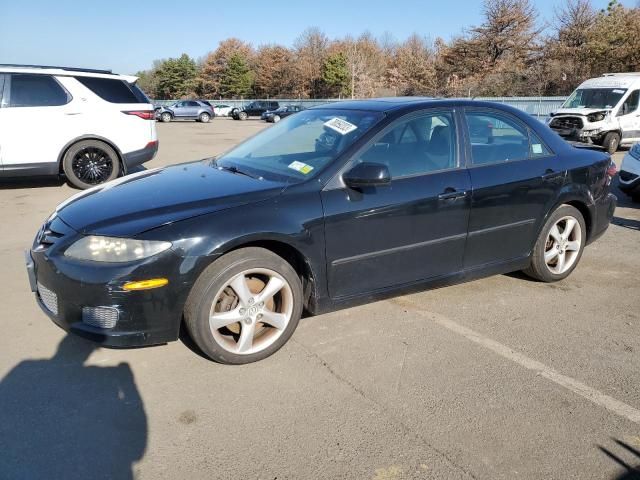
[563,88,627,109]
[216,109,384,182]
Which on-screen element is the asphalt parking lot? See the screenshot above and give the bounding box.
[1,118,639,480]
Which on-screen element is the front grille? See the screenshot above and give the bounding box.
[620,171,639,182]
[37,283,58,316]
[82,307,119,329]
[550,116,584,129]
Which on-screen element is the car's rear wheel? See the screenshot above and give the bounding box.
[198,112,211,123]
[184,247,303,364]
[238,111,248,121]
[523,205,586,282]
[602,132,620,154]
[161,112,172,123]
[62,140,120,189]
[273,115,281,123]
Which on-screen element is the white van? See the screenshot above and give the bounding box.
[0,65,157,189]
[548,73,640,154]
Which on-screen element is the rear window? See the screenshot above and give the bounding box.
[130,83,150,103]
[75,76,143,104]
[8,74,70,107]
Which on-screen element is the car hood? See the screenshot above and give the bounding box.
[55,160,287,237]
[552,107,611,117]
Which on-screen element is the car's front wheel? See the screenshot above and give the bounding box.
[160,112,172,123]
[523,205,586,282]
[602,132,620,154]
[238,111,248,121]
[62,140,120,189]
[273,115,281,123]
[184,247,303,364]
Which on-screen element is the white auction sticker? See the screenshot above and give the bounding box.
[324,117,358,135]
[288,161,314,175]
[532,144,543,154]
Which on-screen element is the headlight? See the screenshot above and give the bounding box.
[630,143,640,160]
[65,236,172,262]
[587,111,607,123]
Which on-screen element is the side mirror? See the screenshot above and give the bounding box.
[343,162,391,189]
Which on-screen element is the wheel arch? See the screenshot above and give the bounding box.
[57,135,125,175]
[217,237,320,313]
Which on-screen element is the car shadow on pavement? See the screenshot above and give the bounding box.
[612,216,640,231]
[0,176,66,189]
[600,439,640,479]
[0,335,147,479]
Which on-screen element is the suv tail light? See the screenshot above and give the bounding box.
[606,162,618,178]
[122,110,155,120]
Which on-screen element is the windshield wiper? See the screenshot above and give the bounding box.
[215,163,261,180]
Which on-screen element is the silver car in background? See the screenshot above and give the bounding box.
[155,100,214,123]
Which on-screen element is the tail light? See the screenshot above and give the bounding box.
[605,160,617,186]
[122,110,155,120]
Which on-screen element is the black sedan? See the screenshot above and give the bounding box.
[262,105,305,122]
[27,98,616,364]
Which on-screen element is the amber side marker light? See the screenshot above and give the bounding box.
[123,278,169,291]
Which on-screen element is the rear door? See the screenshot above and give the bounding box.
[322,109,471,299]
[462,108,564,269]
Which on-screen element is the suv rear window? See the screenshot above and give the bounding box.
[75,76,143,104]
[9,74,70,107]
[130,83,151,104]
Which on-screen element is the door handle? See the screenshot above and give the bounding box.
[438,188,468,200]
[541,169,564,181]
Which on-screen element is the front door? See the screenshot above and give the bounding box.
[321,109,471,299]
[617,90,640,144]
[462,108,566,269]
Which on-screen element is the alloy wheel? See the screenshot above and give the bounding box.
[71,147,114,185]
[209,268,294,355]
[544,216,582,274]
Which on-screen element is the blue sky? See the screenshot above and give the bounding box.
[1,0,613,75]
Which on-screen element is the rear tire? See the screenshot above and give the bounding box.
[523,205,586,282]
[198,112,211,123]
[184,247,303,364]
[62,140,120,190]
[602,132,620,154]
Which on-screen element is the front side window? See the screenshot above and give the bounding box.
[466,111,531,165]
[75,76,140,103]
[619,90,639,116]
[216,108,384,182]
[563,88,627,109]
[357,111,457,177]
[9,74,70,108]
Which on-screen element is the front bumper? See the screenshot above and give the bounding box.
[27,223,194,347]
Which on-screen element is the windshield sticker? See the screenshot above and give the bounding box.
[324,117,358,135]
[288,161,314,175]
[532,144,543,154]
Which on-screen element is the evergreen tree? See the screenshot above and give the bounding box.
[155,54,197,99]
[219,53,254,98]
[321,52,350,97]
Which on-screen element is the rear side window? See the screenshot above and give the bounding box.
[130,83,150,103]
[8,74,70,107]
[75,76,140,103]
[465,111,531,165]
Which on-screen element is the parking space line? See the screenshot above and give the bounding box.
[392,297,640,425]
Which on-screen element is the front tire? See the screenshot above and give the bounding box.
[602,132,620,154]
[161,112,172,123]
[272,115,281,123]
[238,111,248,121]
[62,140,120,189]
[523,205,586,282]
[184,247,303,364]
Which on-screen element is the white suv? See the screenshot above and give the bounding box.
[0,65,157,189]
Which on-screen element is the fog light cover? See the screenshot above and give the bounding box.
[82,306,119,329]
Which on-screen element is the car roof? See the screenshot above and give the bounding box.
[309,97,523,114]
[0,64,138,83]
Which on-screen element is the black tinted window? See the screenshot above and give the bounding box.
[185,101,199,107]
[466,112,530,165]
[621,90,639,115]
[9,74,70,107]
[130,83,150,103]
[359,112,457,177]
[75,76,140,103]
